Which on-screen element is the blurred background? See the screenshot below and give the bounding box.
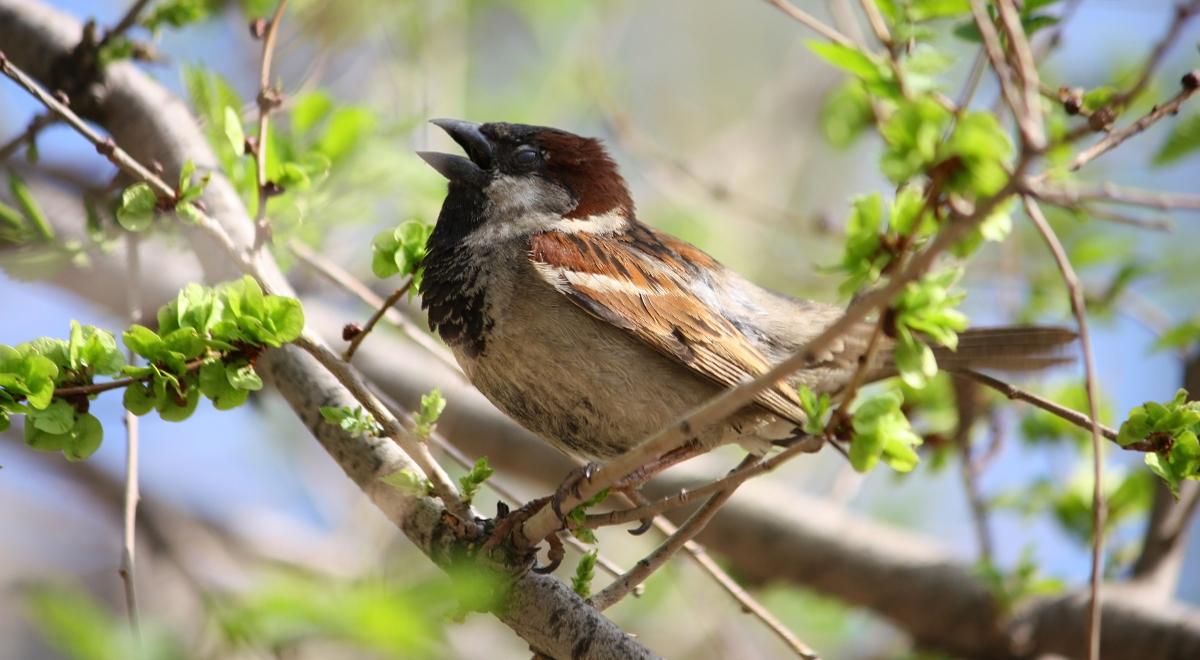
[2,0,1199,657]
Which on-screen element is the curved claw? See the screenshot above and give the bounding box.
[627,517,654,536]
[532,554,564,574]
[532,533,566,574]
[551,462,601,520]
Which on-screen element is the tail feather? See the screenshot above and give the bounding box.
[932,325,1077,373]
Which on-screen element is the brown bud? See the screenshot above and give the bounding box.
[1088,106,1115,132]
[249,18,268,39]
[1063,96,1081,116]
[1183,70,1200,92]
[53,89,70,107]
[263,181,284,197]
[342,323,363,342]
[151,160,165,176]
[244,135,259,156]
[257,87,284,111]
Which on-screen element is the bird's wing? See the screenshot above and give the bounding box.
[528,224,807,426]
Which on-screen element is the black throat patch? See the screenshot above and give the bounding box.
[421,182,493,357]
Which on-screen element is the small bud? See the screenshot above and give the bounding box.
[244,135,259,156]
[1183,70,1200,92]
[1088,107,1115,132]
[249,18,268,39]
[53,89,70,107]
[151,160,165,176]
[1063,96,1081,116]
[257,87,284,111]
[263,181,285,197]
[96,137,116,156]
[342,323,363,342]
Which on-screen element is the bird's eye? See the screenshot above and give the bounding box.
[513,147,542,168]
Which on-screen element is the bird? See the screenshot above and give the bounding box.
[415,119,1072,467]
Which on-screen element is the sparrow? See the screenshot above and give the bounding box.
[416,119,1072,463]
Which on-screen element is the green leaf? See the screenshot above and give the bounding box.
[894,328,937,389]
[566,488,609,545]
[880,95,952,183]
[0,348,58,410]
[457,457,494,506]
[381,467,432,496]
[29,399,75,434]
[572,550,598,598]
[797,385,832,436]
[157,382,200,422]
[162,327,206,360]
[291,90,334,135]
[320,405,382,438]
[25,423,67,453]
[226,363,263,391]
[820,81,874,148]
[806,41,889,84]
[116,183,158,232]
[261,296,305,345]
[850,390,922,473]
[316,108,375,162]
[1082,86,1117,113]
[124,381,156,416]
[123,325,165,361]
[8,172,54,241]
[64,413,103,461]
[414,389,446,439]
[224,106,246,157]
[142,0,211,30]
[1153,112,1200,166]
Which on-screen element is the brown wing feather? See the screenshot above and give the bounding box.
[528,227,807,426]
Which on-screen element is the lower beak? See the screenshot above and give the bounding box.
[417,118,493,187]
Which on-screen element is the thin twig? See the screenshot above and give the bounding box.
[1108,1,1200,109]
[1029,180,1200,212]
[1023,196,1105,660]
[856,0,892,49]
[589,485,740,612]
[0,51,252,270]
[252,0,289,249]
[343,278,413,362]
[650,510,820,659]
[583,442,815,529]
[1082,206,1173,232]
[288,240,461,375]
[119,232,142,642]
[1068,79,1199,172]
[0,112,55,161]
[995,0,1046,148]
[959,370,1117,441]
[762,0,856,46]
[101,0,154,46]
[969,0,1044,150]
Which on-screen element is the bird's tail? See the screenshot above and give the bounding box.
[930,325,1077,373]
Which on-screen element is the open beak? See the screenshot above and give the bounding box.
[417,118,493,187]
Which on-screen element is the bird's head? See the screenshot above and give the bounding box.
[418,120,634,236]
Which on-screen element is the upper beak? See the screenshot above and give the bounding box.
[417,118,493,187]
